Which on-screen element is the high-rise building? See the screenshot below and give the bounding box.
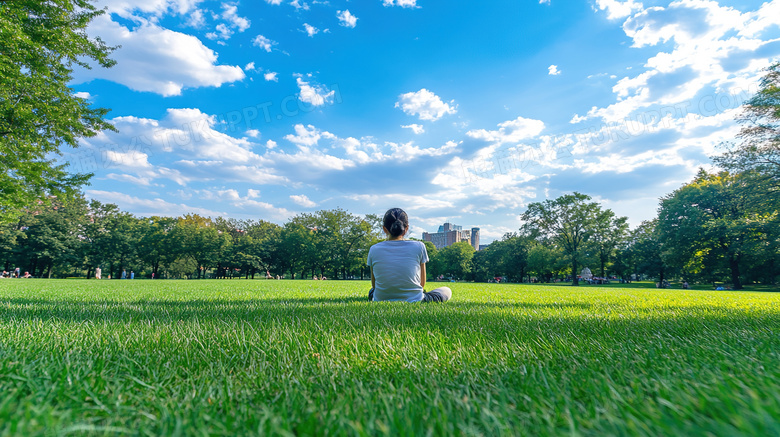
[422,222,480,251]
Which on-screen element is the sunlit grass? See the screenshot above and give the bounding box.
[0,279,778,436]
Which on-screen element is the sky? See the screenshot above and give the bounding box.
[65,0,780,243]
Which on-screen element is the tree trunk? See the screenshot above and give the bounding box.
[47,262,53,279]
[572,258,579,286]
[729,255,743,290]
[86,267,93,279]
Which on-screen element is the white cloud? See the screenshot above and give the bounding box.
[295,75,336,107]
[290,194,317,207]
[73,91,92,99]
[431,155,539,212]
[246,129,261,138]
[279,124,456,167]
[264,71,279,82]
[186,9,206,27]
[86,190,225,217]
[221,3,250,32]
[346,193,454,212]
[290,0,309,10]
[97,0,202,20]
[466,116,545,144]
[548,65,561,75]
[74,108,288,187]
[253,35,277,52]
[594,0,643,20]
[244,62,256,71]
[402,124,425,134]
[337,10,358,28]
[303,23,319,37]
[382,0,418,8]
[239,200,296,221]
[396,89,457,121]
[578,0,780,125]
[206,23,233,40]
[75,15,244,96]
[264,0,283,4]
[284,124,336,147]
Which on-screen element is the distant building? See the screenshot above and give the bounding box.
[423,222,480,251]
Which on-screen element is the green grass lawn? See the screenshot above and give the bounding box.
[0,279,777,436]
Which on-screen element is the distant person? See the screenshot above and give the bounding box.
[130,271,134,280]
[95,267,102,279]
[367,208,451,303]
[14,267,20,278]
[683,281,689,289]
[121,269,127,279]
[22,271,31,278]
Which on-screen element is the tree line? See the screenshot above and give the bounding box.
[0,201,389,280]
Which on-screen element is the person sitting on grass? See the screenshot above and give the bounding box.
[367,208,452,303]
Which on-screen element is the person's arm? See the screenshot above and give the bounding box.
[420,262,426,289]
[371,267,376,289]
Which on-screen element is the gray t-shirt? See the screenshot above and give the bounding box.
[367,240,429,302]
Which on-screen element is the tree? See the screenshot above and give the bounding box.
[526,243,565,283]
[137,216,178,278]
[0,220,24,272]
[715,63,780,183]
[277,221,315,279]
[0,0,116,220]
[174,215,231,279]
[521,192,601,285]
[438,241,475,280]
[630,220,670,284]
[16,196,88,278]
[589,209,629,278]
[657,170,774,289]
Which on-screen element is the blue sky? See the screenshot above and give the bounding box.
[66,0,780,243]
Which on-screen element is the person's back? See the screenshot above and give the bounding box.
[368,240,428,302]
[367,208,451,303]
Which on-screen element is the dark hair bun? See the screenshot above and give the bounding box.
[383,208,409,238]
[390,220,405,235]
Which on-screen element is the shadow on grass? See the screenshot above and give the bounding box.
[486,280,780,292]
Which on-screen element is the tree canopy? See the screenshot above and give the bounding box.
[0,0,115,221]
[716,62,780,182]
[657,170,776,289]
[521,192,609,285]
